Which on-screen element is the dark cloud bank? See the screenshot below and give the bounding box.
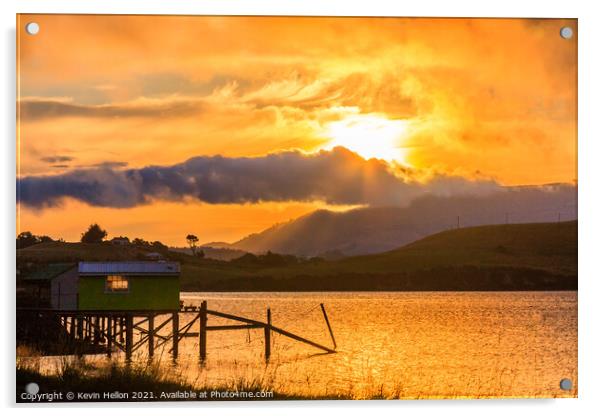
[18,147,576,215]
[40,155,74,164]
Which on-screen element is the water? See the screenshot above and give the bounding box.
[25,291,578,399]
[170,291,577,399]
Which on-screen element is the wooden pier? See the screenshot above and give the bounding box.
[17,301,336,362]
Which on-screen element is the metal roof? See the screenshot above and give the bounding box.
[23,263,77,281]
[78,261,180,276]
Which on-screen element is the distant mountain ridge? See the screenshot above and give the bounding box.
[222,184,576,257]
[188,221,578,292]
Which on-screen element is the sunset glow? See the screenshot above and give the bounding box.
[323,114,411,163]
[16,15,577,245]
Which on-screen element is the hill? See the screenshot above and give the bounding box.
[17,221,577,292]
[334,220,577,275]
[227,185,577,257]
[17,241,149,263]
[184,221,577,291]
[169,246,247,261]
[16,241,171,279]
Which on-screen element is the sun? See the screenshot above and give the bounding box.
[323,114,410,163]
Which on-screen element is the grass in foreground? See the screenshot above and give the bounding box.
[16,357,353,401]
[17,351,572,401]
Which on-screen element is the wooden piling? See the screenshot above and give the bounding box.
[75,316,84,356]
[68,316,72,339]
[264,308,271,362]
[18,303,337,363]
[320,303,337,350]
[77,315,83,340]
[119,317,125,343]
[93,316,100,345]
[106,315,112,357]
[148,314,155,357]
[199,301,207,361]
[172,312,179,359]
[99,316,104,342]
[90,317,94,340]
[125,314,133,360]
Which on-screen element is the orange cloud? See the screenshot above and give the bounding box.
[17,15,577,242]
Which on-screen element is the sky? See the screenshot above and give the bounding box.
[17,15,577,246]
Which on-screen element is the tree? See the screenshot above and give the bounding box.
[81,223,107,243]
[186,234,199,256]
[16,231,55,249]
[151,241,168,251]
[132,238,148,247]
[16,231,39,249]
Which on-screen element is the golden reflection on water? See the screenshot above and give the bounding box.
[28,291,578,399]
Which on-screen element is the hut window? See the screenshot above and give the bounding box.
[105,275,129,292]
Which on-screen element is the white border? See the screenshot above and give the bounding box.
[4,0,587,17]
[3,1,602,415]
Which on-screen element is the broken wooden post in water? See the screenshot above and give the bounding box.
[265,308,271,362]
[199,300,207,362]
[320,303,337,350]
[206,304,336,357]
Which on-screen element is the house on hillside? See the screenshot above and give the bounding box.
[20,261,180,311]
[110,237,130,246]
[144,252,163,260]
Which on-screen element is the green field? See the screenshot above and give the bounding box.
[17,221,577,291]
[337,220,577,275]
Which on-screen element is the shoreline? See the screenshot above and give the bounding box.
[16,365,348,402]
